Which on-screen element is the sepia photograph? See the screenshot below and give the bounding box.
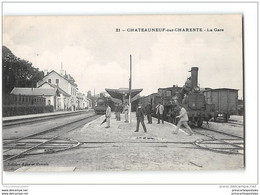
[2,14,244,172]
[1,2,258,195]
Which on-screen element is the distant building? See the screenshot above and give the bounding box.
[76,92,93,109]
[37,70,78,111]
[37,81,70,110]
[10,87,58,108]
[85,96,93,109]
[76,92,85,109]
[87,90,92,98]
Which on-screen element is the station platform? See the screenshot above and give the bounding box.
[78,112,194,144]
[2,109,92,123]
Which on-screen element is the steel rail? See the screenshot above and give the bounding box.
[199,126,243,139]
[194,130,243,149]
[80,141,193,144]
[227,121,243,126]
[193,130,244,155]
[3,110,90,127]
[193,141,243,155]
[3,113,96,146]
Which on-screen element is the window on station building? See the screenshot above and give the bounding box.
[48,79,51,83]
[56,79,59,85]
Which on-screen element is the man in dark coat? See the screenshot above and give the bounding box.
[145,103,153,124]
[135,102,147,133]
[115,103,121,121]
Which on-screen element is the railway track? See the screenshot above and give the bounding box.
[3,110,91,128]
[192,125,244,155]
[3,113,98,162]
[3,113,244,166]
[153,117,244,155]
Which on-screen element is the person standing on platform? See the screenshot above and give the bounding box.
[145,102,153,124]
[105,104,111,128]
[134,102,147,133]
[115,103,121,121]
[124,103,129,123]
[172,104,194,136]
[156,102,164,124]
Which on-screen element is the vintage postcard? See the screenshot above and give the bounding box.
[2,15,244,175]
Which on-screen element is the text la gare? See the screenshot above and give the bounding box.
[207,28,224,32]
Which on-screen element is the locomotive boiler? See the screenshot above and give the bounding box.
[173,67,215,127]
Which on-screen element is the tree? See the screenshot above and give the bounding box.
[2,46,44,94]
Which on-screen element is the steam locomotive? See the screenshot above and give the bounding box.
[177,67,215,126]
[94,96,115,114]
[139,67,215,127]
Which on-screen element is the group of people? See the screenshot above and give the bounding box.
[135,102,193,135]
[104,101,194,136]
[135,102,164,133]
[105,103,129,128]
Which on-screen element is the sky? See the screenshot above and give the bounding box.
[3,15,243,98]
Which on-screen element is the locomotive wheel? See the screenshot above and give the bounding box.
[224,114,228,122]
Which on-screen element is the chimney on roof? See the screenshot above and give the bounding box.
[44,69,48,76]
[60,62,65,76]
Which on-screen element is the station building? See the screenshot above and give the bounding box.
[36,70,78,111]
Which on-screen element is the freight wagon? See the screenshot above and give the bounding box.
[203,88,238,122]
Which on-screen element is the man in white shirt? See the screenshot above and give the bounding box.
[173,105,194,136]
[124,103,129,123]
[156,102,164,124]
[105,104,111,128]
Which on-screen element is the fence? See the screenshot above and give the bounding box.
[2,94,53,117]
[3,94,46,106]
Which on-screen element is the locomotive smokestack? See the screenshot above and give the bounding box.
[190,67,199,89]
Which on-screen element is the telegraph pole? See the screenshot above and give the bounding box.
[128,55,132,123]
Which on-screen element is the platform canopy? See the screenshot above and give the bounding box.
[105,88,143,102]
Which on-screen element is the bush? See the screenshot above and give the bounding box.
[3,105,54,117]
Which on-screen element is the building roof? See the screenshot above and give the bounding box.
[11,87,57,96]
[158,87,174,90]
[204,88,239,92]
[38,82,71,97]
[158,86,182,90]
[38,70,78,87]
[105,88,143,100]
